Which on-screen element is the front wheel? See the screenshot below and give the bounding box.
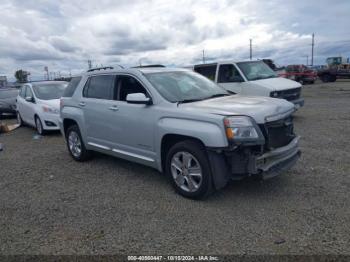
[17,112,23,126]
[165,140,213,199]
[35,116,46,135]
[66,125,91,161]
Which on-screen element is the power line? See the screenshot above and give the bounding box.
[311,33,315,65]
[249,39,252,60]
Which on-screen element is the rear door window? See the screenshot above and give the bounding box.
[63,77,81,97]
[194,65,217,81]
[83,75,115,100]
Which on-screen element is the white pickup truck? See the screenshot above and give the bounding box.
[194,60,304,109]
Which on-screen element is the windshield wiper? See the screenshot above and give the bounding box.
[177,98,203,105]
[203,93,230,100]
[250,75,277,81]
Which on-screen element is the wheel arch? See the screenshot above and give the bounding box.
[63,118,78,137]
[160,134,205,173]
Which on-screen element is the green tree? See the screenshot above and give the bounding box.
[14,70,30,83]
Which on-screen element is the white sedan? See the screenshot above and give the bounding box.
[16,81,68,135]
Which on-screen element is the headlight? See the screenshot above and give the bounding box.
[224,116,259,140]
[42,105,59,114]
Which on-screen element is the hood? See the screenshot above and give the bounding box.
[37,99,60,109]
[250,77,301,91]
[180,95,295,124]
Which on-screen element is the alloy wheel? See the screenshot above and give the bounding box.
[36,117,43,134]
[68,131,82,158]
[170,151,203,193]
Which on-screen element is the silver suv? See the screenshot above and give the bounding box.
[59,66,300,199]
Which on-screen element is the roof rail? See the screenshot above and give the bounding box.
[132,64,165,68]
[87,65,124,72]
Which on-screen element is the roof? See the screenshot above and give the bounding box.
[28,81,68,86]
[82,66,190,76]
[194,59,261,67]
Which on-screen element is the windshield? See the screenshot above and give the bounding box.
[237,61,277,81]
[145,71,229,103]
[32,83,67,100]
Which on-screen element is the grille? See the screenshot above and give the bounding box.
[275,87,301,101]
[260,117,295,149]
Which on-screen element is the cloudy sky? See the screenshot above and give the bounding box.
[0,0,349,81]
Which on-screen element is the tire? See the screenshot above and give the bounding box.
[35,116,46,135]
[17,111,23,126]
[321,74,331,83]
[165,140,213,199]
[330,75,337,82]
[66,124,91,161]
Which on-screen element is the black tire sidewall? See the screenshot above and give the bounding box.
[165,140,213,199]
[17,112,23,126]
[35,116,45,135]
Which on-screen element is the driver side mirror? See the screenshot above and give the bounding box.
[25,96,35,103]
[126,93,152,105]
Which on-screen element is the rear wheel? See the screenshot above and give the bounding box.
[321,74,331,83]
[66,125,91,161]
[165,140,213,199]
[35,116,46,135]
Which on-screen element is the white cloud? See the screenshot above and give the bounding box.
[0,0,349,81]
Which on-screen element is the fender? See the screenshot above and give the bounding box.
[155,116,228,171]
[61,106,86,142]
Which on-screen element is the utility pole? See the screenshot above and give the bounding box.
[249,39,253,60]
[87,60,92,69]
[202,50,205,64]
[306,55,309,66]
[311,33,315,66]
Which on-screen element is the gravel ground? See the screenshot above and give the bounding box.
[0,80,349,255]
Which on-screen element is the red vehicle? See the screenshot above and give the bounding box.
[281,65,317,84]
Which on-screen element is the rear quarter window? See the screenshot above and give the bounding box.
[194,65,217,81]
[63,77,82,97]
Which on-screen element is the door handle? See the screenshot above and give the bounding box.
[79,102,86,107]
[108,105,119,111]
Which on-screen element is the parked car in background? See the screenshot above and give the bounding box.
[0,88,19,116]
[281,64,317,84]
[194,60,304,109]
[317,57,350,83]
[60,66,300,199]
[16,81,68,134]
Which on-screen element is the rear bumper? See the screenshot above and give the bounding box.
[0,104,16,114]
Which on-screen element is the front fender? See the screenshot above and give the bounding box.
[157,117,228,147]
[155,117,228,171]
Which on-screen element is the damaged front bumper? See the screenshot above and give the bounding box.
[207,136,301,189]
[254,136,301,179]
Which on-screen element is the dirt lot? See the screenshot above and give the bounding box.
[0,80,349,255]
